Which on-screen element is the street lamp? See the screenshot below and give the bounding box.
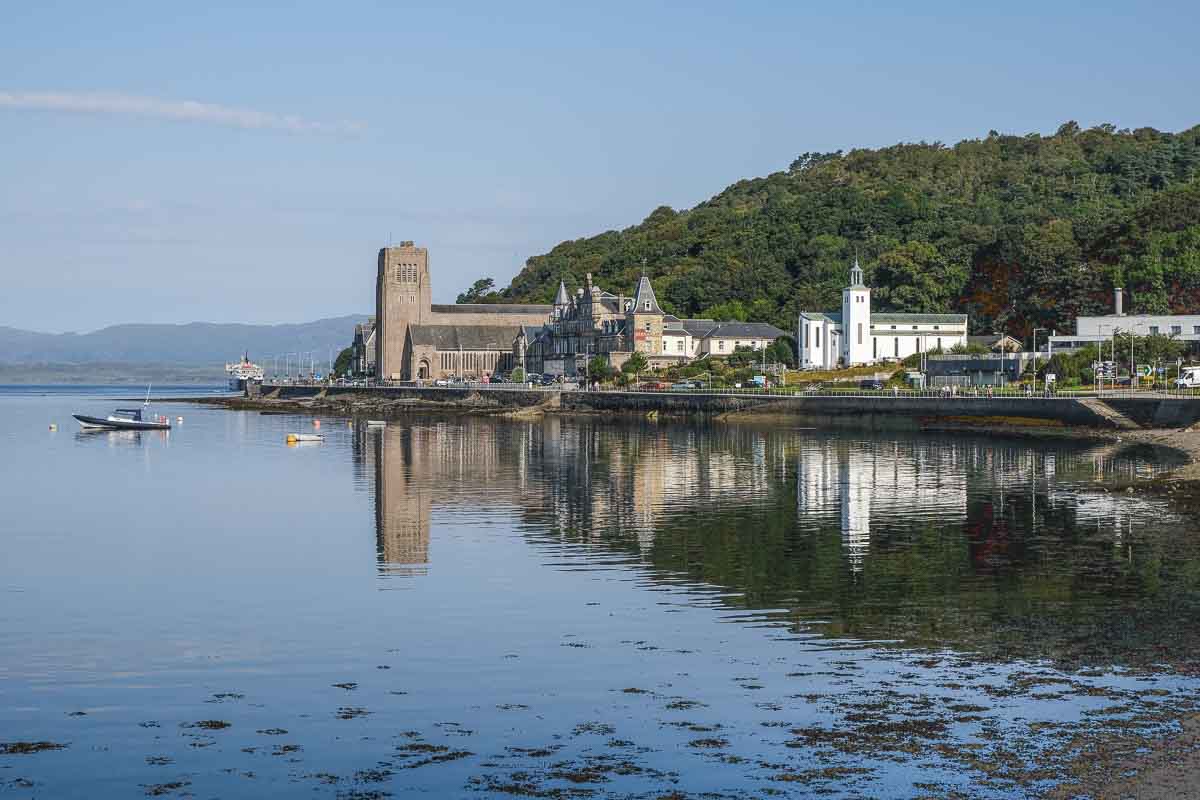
[1032,328,1048,393]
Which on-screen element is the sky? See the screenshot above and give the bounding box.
[1,1,1197,334]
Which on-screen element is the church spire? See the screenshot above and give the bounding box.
[848,255,865,288]
[554,279,569,306]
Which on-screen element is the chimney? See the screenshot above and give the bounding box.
[1114,287,1124,316]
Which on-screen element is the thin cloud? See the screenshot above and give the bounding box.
[0,91,365,134]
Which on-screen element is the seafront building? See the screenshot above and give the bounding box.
[798,260,968,369]
[1047,288,1200,356]
[516,272,786,377]
[372,242,786,381]
[375,242,552,381]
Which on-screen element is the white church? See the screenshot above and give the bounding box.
[798,259,969,370]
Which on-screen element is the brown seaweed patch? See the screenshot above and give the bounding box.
[183,720,230,730]
[0,741,67,755]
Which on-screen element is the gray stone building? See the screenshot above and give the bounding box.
[374,242,552,381]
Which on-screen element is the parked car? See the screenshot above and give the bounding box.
[859,379,885,391]
[434,378,449,387]
[639,381,669,391]
[669,381,693,391]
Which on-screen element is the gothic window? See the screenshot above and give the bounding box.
[894,338,899,357]
[857,323,862,345]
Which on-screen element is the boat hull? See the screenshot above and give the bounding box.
[73,414,171,431]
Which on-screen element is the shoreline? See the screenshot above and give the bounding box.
[179,392,1200,494]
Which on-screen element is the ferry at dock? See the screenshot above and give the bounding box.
[226,353,264,391]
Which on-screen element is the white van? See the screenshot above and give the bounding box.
[1176,366,1200,388]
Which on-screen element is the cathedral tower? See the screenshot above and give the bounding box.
[376,242,432,380]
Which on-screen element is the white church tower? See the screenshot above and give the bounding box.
[841,257,872,366]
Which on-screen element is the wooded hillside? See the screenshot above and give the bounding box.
[494,122,1200,339]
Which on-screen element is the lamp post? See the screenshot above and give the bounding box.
[1032,328,1048,394]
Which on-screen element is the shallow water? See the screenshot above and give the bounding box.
[2,387,1198,798]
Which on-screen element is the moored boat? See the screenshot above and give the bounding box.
[73,408,171,431]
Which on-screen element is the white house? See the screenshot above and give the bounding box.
[798,260,969,369]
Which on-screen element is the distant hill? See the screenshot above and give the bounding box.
[0,315,368,366]
[494,122,1200,339]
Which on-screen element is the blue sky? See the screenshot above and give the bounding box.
[2,1,1197,333]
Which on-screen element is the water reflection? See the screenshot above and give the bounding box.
[353,416,1197,667]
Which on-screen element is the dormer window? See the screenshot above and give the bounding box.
[644,301,650,311]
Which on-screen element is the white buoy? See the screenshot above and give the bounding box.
[177,416,184,423]
[49,423,57,431]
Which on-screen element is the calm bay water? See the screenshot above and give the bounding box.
[2,386,1199,798]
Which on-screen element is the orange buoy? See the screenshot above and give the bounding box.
[313,419,321,428]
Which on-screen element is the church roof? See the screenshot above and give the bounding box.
[631,276,663,314]
[431,303,552,315]
[554,281,569,305]
[872,313,967,325]
[800,311,842,323]
[408,324,522,351]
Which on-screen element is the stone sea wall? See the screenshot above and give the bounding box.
[245,384,1200,430]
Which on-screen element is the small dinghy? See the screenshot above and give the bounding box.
[366,420,387,427]
[74,408,171,431]
[286,433,324,443]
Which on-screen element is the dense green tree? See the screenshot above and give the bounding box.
[332,346,354,377]
[587,355,613,381]
[495,124,1200,339]
[456,277,498,304]
[622,352,649,376]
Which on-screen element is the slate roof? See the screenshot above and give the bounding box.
[968,334,1022,351]
[631,276,663,314]
[408,324,522,351]
[800,311,842,323]
[519,325,547,342]
[554,281,569,305]
[432,303,553,315]
[871,313,968,325]
[705,322,788,339]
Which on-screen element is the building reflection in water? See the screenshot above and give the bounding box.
[349,416,1168,585]
[352,419,541,580]
[797,440,973,574]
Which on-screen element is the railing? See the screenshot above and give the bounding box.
[259,378,1200,400]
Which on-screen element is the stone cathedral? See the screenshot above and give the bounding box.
[375,242,552,381]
